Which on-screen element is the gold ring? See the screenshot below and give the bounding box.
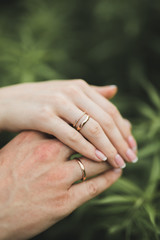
[76,158,86,181]
[73,112,86,128]
[73,112,90,131]
[78,115,90,131]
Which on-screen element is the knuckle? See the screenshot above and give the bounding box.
[33,140,64,163]
[48,141,64,157]
[109,105,119,118]
[51,192,70,217]
[66,85,81,95]
[75,79,87,86]
[52,140,64,150]
[104,117,114,130]
[108,149,117,160]
[68,131,80,143]
[86,181,98,197]
[54,93,67,106]
[52,167,68,182]
[37,104,53,122]
[88,121,101,136]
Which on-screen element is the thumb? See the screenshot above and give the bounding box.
[92,85,118,99]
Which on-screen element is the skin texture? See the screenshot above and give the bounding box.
[0,131,122,240]
[0,79,137,168]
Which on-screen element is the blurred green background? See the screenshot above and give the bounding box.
[0,0,160,239]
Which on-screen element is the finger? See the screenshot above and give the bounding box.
[74,94,138,164]
[48,139,76,160]
[92,85,118,99]
[58,103,126,168]
[39,116,104,162]
[66,157,111,185]
[80,117,126,168]
[124,118,132,130]
[123,119,137,151]
[68,168,122,209]
[84,87,137,151]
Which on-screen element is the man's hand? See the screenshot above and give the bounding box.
[0,131,122,240]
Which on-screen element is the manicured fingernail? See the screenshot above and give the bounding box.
[95,150,107,161]
[113,168,122,173]
[128,136,137,151]
[109,85,117,88]
[132,157,138,163]
[126,148,138,163]
[115,154,126,168]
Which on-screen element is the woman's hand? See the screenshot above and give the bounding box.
[0,131,122,240]
[0,79,137,168]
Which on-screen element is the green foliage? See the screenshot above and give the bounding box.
[0,0,160,240]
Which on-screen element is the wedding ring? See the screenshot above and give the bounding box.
[76,158,86,181]
[73,112,86,128]
[77,114,90,131]
[73,112,90,131]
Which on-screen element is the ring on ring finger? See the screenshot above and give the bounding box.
[73,112,90,131]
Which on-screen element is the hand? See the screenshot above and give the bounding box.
[0,79,137,168]
[0,131,122,240]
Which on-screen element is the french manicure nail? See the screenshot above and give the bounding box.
[95,149,107,161]
[115,154,126,169]
[128,136,137,151]
[126,148,138,163]
[132,157,138,163]
[109,85,117,88]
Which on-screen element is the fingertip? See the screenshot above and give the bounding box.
[113,168,122,174]
[109,85,118,90]
[107,85,118,98]
[92,85,118,99]
[104,168,122,186]
[111,168,123,180]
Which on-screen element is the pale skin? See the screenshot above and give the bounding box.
[0,79,138,168]
[0,131,122,240]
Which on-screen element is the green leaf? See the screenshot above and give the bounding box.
[139,79,160,109]
[112,178,143,195]
[145,155,160,199]
[138,142,160,158]
[92,195,137,205]
[144,204,156,227]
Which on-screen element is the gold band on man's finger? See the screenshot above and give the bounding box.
[76,158,86,181]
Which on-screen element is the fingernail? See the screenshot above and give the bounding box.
[126,148,138,163]
[132,157,138,163]
[128,136,137,151]
[95,149,107,161]
[109,85,117,88]
[115,154,126,168]
[113,168,122,173]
